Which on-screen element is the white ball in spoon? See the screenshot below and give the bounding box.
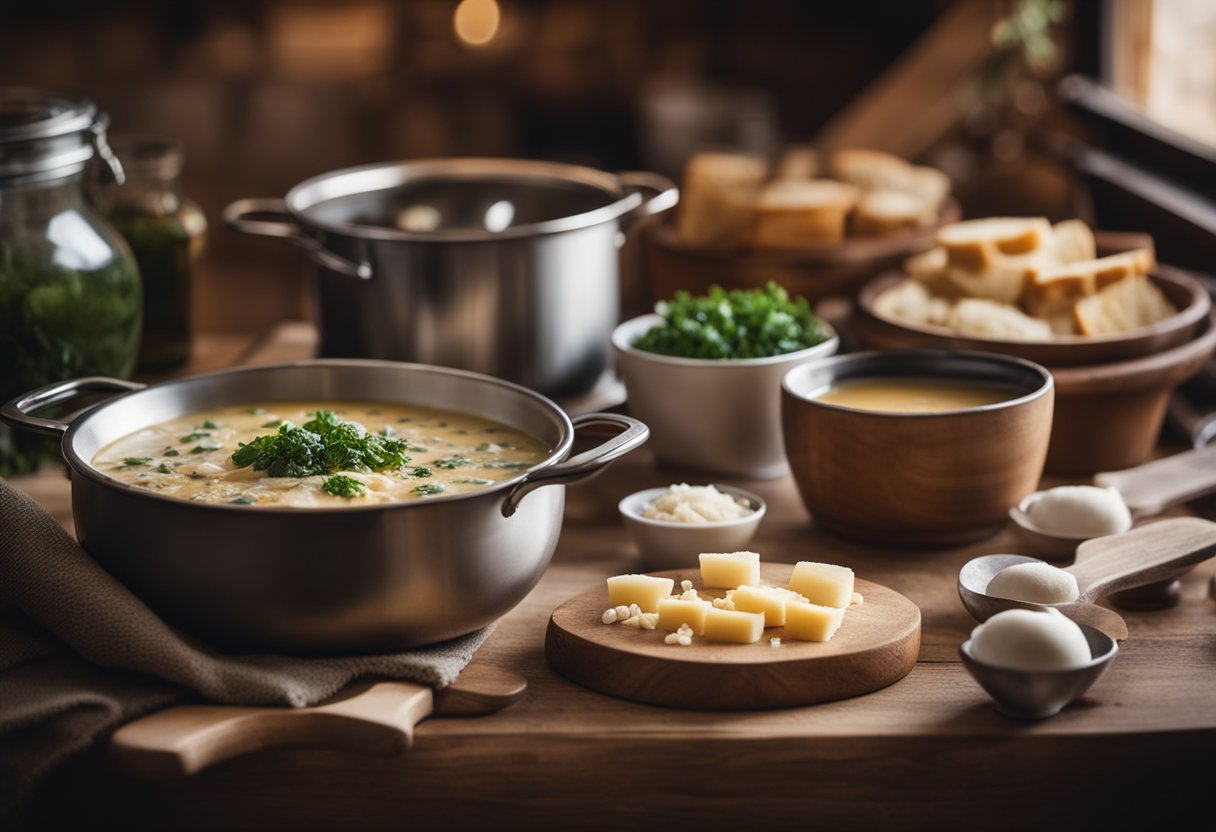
[969,608,1092,671]
[986,561,1080,604]
[1024,485,1132,537]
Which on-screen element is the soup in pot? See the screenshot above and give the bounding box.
[92,402,551,507]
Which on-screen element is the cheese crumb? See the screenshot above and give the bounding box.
[681,580,693,592]
[851,592,864,605]
[711,589,737,611]
[638,613,658,630]
[642,483,753,523]
[677,635,692,646]
[771,637,782,648]
[614,605,631,621]
[602,608,618,624]
[665,632,681,645]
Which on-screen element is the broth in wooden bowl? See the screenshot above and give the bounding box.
[781,351,1054,546]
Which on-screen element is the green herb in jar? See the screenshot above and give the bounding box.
[630,282,831,360]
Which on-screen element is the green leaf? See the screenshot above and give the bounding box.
[122,456,152,467]
[322,474,366,499]
[631,282,830,360]
[230,495,257,505]
[411,483,445,495]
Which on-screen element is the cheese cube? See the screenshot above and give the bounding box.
[699,551,760,589]
[731,585,806,627]
[606,574,674,613]
[702,607,765,644]
[784,601,846,642]
[657,597,712,635]
[787,561,854,608]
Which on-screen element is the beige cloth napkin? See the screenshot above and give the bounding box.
[0,476,495,813]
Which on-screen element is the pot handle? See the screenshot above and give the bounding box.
[1,377,146,437]
[501,413,648,517]
[222,198,372,280]
[617,171,679,226]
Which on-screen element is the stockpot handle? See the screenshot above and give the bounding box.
[1,377,146,437]
[617,171,679,222]
[502,413,649,517]
[222,198,372,280]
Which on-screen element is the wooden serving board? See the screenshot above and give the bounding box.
[545,564,921,710]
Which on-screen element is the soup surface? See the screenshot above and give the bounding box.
[813,377,1019,413]
[92,402,551,507]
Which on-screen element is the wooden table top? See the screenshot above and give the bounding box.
[11,325,1215,830]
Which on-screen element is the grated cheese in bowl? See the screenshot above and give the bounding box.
[641,483,754,524]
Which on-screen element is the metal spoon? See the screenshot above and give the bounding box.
[958,516,1216,641]
[960,622,1117,720]
[1010,444,1216,560]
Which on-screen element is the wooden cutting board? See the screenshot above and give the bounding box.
[545,564,920,709]
[110,665,527,779]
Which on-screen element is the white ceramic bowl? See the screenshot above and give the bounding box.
[618,484,767,571]
[611,314,839,479]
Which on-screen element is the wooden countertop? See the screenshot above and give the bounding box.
[10,326,1215,830]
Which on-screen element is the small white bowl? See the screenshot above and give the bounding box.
[612,313,839,479]
[618,484,767,571]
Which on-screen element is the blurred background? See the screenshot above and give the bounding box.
[2,0,1213,334]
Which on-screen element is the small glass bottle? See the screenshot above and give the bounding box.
[93,135,205,372]
[0,88,142,476]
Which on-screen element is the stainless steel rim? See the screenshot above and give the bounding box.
[285,157,645,242]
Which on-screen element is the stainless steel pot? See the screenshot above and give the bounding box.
[1,360,648,654]
[224,158,678,396]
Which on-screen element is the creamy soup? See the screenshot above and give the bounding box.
[813,377,1018,413]
[92,402,551,507]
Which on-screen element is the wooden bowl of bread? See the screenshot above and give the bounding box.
[640,147,962,306]
[852,217,1216,474]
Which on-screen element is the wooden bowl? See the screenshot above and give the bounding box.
[640,198,962,306]
[1046,312,1216,474]
[781,350,1055,547]
[850,241,1216,474]
[854,264,1210,368]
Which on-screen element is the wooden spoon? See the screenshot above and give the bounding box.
[110,665,527,780]
[958,516,1216,641]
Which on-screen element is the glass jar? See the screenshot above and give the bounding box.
[0,88,142,476]
[91,135,204,372]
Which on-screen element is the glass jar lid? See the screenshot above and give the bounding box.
[0,86,122,182]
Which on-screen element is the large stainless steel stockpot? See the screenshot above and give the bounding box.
[2,360,647,655]
[224,158,678,396]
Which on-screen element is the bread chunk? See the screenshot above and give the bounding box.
[748,179,861,248]
[937,217,1053,271]
[1073,275,1176,336]
[1023,248,1156,320]
[1050,219,1097,264]
[830,148,948,221]
[773,144,819,180]
[676,152,768,247]
[852,189,929,235]
[872,278,951,328]
[945,298,1054,341]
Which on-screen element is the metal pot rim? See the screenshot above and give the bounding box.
[59,359,577,516]
[284,157,644,243]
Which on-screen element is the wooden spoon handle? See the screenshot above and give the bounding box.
[1094,445,1216,518]
[1068,517,1216,602]
[110,680,433,779]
